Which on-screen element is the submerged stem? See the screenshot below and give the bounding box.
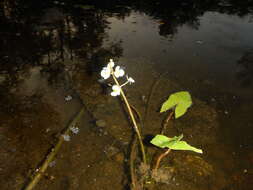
[111,74,147,164]
[154,148,171,170]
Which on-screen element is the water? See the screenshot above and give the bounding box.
[106,11,253,96]
[1,1,253,189]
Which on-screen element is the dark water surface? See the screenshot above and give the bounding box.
[1,0,253,189]
[106,11,253,95]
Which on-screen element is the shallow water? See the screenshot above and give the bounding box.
[1,1,253,189]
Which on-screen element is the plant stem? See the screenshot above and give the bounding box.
[130,135,138,188]
[154,148,171,170]
[112,74,147,164]
[161,111,174,134]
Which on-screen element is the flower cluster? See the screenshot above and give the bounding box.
[100,59,135,96]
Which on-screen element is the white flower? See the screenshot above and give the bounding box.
[114,66,125,78]
[100,59,115,79]
[101,66,111,79]
[108,59,115,68]
[111,85,121,96]
[128,77,135,84]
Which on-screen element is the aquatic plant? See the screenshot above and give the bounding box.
[151,92,202,170]
[100,59,203,187]
[151,134,202,170]
[100,59,146,164]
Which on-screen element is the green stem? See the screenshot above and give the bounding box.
[112,74,147,164]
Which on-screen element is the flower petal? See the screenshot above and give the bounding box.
[111,85,121,96]
[101,67,111,79]
[108,59,115,68]
[119,69,125,77]
[111,91,119,96]
[112,85,120,91]
[114,66,125,78]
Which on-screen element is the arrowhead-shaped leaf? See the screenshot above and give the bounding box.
[150,134,203,154]
[160,91,192,118]
[150,134,183,148]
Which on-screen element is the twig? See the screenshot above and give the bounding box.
[23,108,85,190]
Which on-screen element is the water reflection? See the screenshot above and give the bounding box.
[0,1,124,84]
[237,50,253,87]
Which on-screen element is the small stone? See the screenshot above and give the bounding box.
[95,119,106,128]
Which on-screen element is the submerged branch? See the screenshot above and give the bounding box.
[23,108,85,190]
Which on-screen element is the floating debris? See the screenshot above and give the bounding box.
[196,40,204,44]
[70,126,79,134]
[49,160,56,167]
[65,95,72,101]
[62,134,70,141]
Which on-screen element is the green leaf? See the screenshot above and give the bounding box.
[160,91,192,118]
[175,104,188,118]
[169,140,203,153]
[150,134,203,154]
[150,134,183,148]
